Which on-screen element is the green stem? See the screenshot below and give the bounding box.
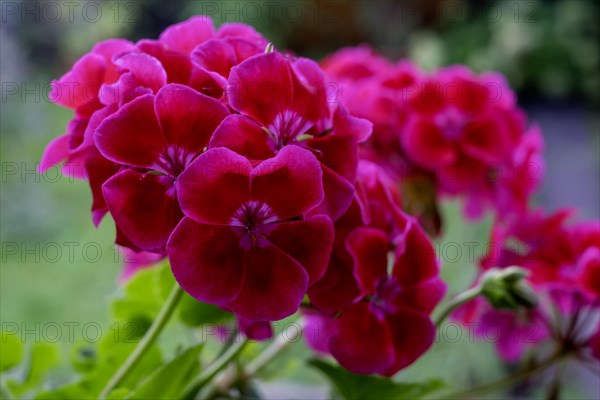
[182,335,249,399]
[244,326,300,377]
[201,325,302,399]
[98,284,184,399]
[0,378,13,400]
[434,286,482,328]
[434,353,564,400]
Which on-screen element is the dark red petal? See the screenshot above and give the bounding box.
[226,243,308,321]
[392,277,447,314]
[380,311,435,376]
[155,84,229,152]
[576,247,600,298]
[346,227,389,294]
[402,118,456,169]
[309,165,355,221]
[268,215,334,285]
[209,115,275,160]
[250,146,323,219]
[177,147,252,225]
[308,134,358,182]
[167,218,245,303]
[238,318,273,341]
[103,169,181,252]
[460,113,507,164]
[393,221,439,286]
[159,16,215,54]
[95,94,166,168]
[84,149,121,227]
[329,303,395,374]
[228,52,317,127]
[307,250,361,315]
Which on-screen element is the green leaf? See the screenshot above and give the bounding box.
[308,359,445,400]
[35,332,162,399]
[105,388,131,399]
[6,342,61,397]
[127,344,202,399]
[178,293,232,327]
[0,332,24,372]
[111,263,173,327]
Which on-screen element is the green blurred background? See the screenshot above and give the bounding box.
[1,0,599,398]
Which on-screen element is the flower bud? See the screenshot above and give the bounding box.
[480,266,538,310]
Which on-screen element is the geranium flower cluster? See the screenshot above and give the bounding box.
[304,161,446,375]
[42,15,369,297]
[322,47,545,230]
[41,15,597,378]
[456,210,600,364]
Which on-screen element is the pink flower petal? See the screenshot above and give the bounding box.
[49,53,105,109]
[159,16,215,54]
[39,134,70,173]
[192,39,238,78]
[113,52,167,93]
[91,39,134,82]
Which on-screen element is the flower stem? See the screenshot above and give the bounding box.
[182,335,249,399]
[434,352,564,399]
[434,286,482,328]
[1,379,13,400]
[201,325,301,399]
[98,283,184,399]
[245,326,300,377]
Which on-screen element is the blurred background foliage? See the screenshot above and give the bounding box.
[1,0,599,398]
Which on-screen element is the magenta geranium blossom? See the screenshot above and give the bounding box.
[209,51,372,220]
[329,223,443,376]
[95,83,229,252]
[167,146,334,321]
[303,161,445,376]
